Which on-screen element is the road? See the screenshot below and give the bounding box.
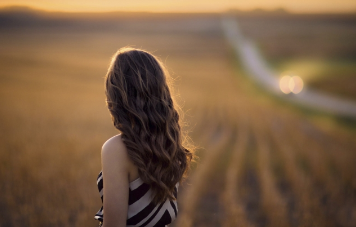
[221,15,356,118]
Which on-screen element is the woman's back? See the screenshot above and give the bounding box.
[96,47,193,227]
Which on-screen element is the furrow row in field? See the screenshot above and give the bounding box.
[280,115,356,226]
[282,116,339,195]
[176,113,234,227]
[251,110,289,227]
[188,105,219,146]
[285,116,345,185]
[221,113,251,227]
[300,118,355,190]
[267,113,331,227]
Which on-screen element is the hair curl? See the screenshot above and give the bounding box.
[105,47,194,204]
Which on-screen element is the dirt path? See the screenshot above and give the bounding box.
[221,15,356,118]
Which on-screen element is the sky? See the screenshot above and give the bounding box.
[0,0,355,13]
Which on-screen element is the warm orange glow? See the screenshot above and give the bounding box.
[291,76,303,94]
[280,74,304,94]
[1,0,356,13]
[280,76,292,94]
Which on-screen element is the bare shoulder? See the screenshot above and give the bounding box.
[102,134,126,154]
[101,135,138,181]
[101,135,129,168]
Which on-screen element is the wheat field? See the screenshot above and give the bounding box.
[0,12,355,227]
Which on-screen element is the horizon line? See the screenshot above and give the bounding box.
[1,4,356,15]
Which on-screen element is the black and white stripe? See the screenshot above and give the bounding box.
[94,171,179,227]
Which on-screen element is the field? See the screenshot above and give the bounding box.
[0,9,356,227]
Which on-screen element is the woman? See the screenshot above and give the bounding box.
[94,47,194,227]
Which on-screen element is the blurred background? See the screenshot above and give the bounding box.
[0,1,355,226]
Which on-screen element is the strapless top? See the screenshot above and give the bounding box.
[94,171,179,227]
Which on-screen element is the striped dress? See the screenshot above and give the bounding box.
[94,171,179,227]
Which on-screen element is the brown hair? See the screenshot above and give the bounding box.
[105,47,193,204]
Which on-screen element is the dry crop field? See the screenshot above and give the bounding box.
[0,9,355,227]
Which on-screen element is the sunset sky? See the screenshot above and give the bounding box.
[0,0,355,13]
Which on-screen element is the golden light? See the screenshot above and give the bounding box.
[280,75,292,94]
[279,74,304,94]
[291,76,303,94]
[1,0,356,13]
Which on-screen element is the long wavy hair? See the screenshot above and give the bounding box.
[105,47,194,204]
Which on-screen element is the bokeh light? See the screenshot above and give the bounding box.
[280,74,304,94]
[280,75,292,94]
[291,76,303,94]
